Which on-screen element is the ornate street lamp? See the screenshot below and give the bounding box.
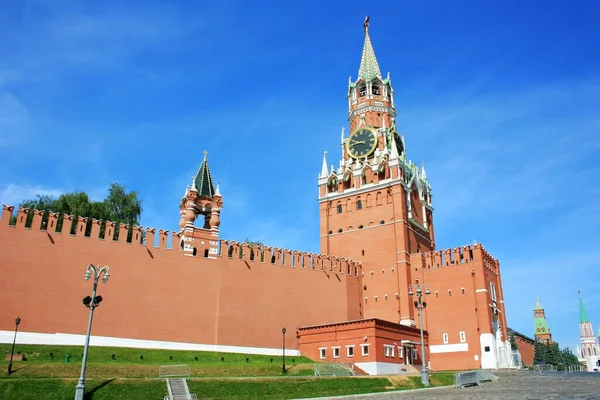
[408,283,431,387]
[74,264,110,400]
[7,317,21,375]
[282,327,287,373]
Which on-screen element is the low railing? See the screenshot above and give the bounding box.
[159,364,191,379]
[163,395,198,400]
[454,369,498,388]
[314,363,357,377]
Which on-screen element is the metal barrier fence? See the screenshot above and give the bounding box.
[159,364,191,379]
[454,369,498,388]
[314,363,357,377]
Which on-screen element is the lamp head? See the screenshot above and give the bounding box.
[102,271,110,283]
[84,270,92,280]
[408,290,414,296]
[15,317,21,325]
[425,289,431,295]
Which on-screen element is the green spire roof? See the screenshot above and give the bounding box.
[358,18,382,82]
[579,291,590,323]
[533,298,550,334]
[194,151,215,198]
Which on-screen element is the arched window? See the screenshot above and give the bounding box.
[358,84,366,97]
[357,199,363,210]
[372,82,381,95]
[337,204,342,214]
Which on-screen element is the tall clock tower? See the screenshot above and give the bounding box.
[318,18,435,326]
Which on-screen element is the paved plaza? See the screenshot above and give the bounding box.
[306,372,600,400]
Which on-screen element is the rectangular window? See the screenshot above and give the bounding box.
[319,348,326,359]
[384,344,394,357]
[333,347,340,359]
[484,346,491,352]
[397,347,403,358]
[490,282,497,301]
[443,333,449,344]
[459,331,466,343]
[361,344,370,356]
[346,346,355,357]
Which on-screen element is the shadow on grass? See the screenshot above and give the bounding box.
[84,378,116,399]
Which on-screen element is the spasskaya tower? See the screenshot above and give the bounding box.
[317,17,435,326]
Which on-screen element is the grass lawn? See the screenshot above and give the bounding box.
[1,343,314,378]
[0,344,455,399]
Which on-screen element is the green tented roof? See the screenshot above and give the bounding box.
[357,27,381,82]
[194,152,215,198]
[579,291,590,323]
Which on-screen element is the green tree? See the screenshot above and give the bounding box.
[561,347,580,367]
[12,183,142,241]
[240,239,264,262]
[547,342,562,368]
[534,341,548,365]
[508,329,518,351]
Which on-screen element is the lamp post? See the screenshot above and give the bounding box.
[7,317,21,375]
[408,283,430,387]
[74,264,110,400]
[282,327,286,373]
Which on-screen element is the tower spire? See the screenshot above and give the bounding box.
[579,290,590,323]
[194,150,216,198]
[320,151,329,178]
[358,16,381,82]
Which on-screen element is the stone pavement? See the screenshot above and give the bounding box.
[301,372,600,400]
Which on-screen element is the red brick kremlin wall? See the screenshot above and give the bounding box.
[0,206,363,352]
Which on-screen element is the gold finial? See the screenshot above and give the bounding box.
[203,150,208,159]
[363,16,370,32]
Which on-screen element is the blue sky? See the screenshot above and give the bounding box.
[1,0,598,351]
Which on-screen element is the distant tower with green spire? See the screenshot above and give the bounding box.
[533,299,552,344]
[576,291,600,371]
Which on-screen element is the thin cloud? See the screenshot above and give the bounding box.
[0,184,64,208]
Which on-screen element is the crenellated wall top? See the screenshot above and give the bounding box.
[0,205,362,278]
[417,243,499,274]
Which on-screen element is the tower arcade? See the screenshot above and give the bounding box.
[318,18,434,326]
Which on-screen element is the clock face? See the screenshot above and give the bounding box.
[347,128,377,158]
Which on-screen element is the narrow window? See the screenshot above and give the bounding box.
[461,288,465,295]
[361,344,369,356]
[443,333,449,344]
[448,290,452,296]
[357,199,363,210]
[337,204,342,214]
[347,346,354,357]
[460,331,466,343]
[319,348,326,359]
[333,347,340,359]
[490,282,497,301]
